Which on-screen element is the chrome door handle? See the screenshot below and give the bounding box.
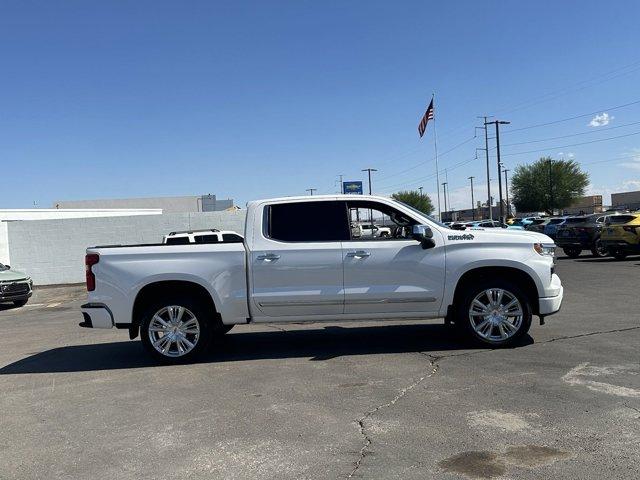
[257,253,281,261]
[346,250,371,258]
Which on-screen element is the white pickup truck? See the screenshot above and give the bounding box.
[80,195,563,363]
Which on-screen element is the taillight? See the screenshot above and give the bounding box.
[622,226,638,234]
[85,253,99,291]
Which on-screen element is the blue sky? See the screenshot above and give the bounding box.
[2,1,640,210]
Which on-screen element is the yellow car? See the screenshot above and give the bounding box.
[601,212,640,260]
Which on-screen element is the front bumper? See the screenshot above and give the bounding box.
[538,273,563,316]
[0,280,33,303]
[80,303,114,329]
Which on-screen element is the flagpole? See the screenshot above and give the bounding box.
[432,93,441,221]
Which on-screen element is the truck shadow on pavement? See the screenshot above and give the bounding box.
[0,323,533,375]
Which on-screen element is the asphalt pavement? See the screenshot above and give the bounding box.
[0,255,638,479]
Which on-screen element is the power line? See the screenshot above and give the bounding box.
[504,99,640,133]
[501,130,640,157]
[500,120,640,147]
[375,135,476,183]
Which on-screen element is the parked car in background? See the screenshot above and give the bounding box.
[555,214,610,258]
[525,218,551,233]
[163,229,244,245]
[356,224,392,238]
[543,217,568,239]
[601,212,640,260]
[0,263,32,307]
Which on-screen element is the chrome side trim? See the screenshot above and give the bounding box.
[258,299,343,307]
[345,297,437,305]
[258,297,437,307]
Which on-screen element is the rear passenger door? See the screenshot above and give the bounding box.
[250,200,349,319]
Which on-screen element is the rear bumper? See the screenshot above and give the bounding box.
[602,241,640,253]
[556,238,591,249]
[80,303,114,329]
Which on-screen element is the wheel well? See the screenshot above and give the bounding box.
[452,267,540,316]
[131,280,219,326]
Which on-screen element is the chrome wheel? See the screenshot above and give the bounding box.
[468,288,523,342]
[147,305,200,357]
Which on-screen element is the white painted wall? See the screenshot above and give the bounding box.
[6,210,246,285]
[0,209,162,221]
[0,222,9,266]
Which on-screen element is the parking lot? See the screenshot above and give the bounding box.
[0,255,638,480]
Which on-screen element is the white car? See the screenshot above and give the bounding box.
[80,195,563,363]
[355,224,392,238]
[162,229,243,245]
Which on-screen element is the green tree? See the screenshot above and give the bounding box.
[511,157,589,214]
[391,190,434,215]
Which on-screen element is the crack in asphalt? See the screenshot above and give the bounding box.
[343,325,638,477]
[346,353,440,478]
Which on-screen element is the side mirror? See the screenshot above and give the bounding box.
[5,265,9,269]
[411,225,436,250]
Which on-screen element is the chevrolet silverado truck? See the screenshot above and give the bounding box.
[80,195,563,363]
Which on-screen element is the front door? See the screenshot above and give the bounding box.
[342,200,445,315]
[250,200,349,318]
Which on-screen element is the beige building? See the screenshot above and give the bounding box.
[611,190,640,211]
[562,195,603,215]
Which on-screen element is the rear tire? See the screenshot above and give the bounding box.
[140,295,214,364]
[455,279,532,347]
[563,247,581,258]
[591,238,608,258]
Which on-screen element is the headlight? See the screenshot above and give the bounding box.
[534,243,556,257]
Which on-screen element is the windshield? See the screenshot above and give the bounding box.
[565,218,587,224]
[394,200,448,228]
[549,218,564,224]
[607,215,635,224]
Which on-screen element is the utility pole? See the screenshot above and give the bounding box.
[485,120,510,223]
[548,158,553,215]
[306,188,316,196]
[503,168,510,217]
[478,116,493,220]
[468,176,475,220]
[442,182,448,216]
[362,168,377,195]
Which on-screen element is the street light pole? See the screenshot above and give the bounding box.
[468,176,475,220]
[442,182,448,216]
[306,188,316,196]
[361,168,377,195]
[418,186,423,197]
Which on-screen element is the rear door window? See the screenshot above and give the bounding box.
[267,201,349,242]
[194,234,220,244]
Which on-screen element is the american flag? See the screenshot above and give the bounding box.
[418,98,434,138]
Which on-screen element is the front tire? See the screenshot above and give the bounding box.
[13,299,28,307]
[563,247,581,258]
[456,279,532,347]
[140,295,213,364]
